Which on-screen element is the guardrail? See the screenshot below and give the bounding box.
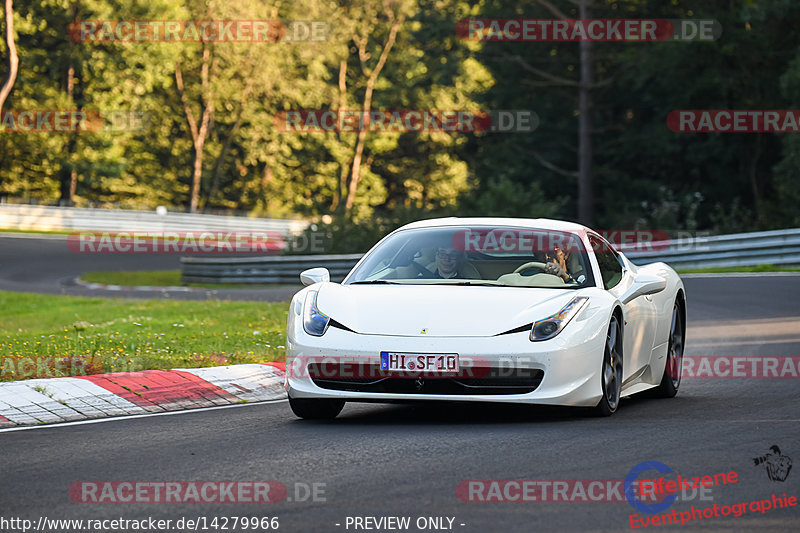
[0,204,307,235]
[181,254,362,284]
[180,228,800,284]
[622,228,800,269]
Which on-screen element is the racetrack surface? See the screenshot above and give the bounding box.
[0,234,299,301]
[2,276,799,532]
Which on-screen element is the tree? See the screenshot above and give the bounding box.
[0,0,18,118]
[175,43,215,213]
[3,0,799,235]
[341,0,405,213]
[497,0,597,224]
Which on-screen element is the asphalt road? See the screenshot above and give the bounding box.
[2,276,799,532]
[0,234,299,301]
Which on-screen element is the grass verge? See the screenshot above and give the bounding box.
[676,264,800,274]
[0,290,289,381]
[0,228,73,236]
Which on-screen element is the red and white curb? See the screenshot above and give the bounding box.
[0,363,286,428]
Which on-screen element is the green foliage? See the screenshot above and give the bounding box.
[1,0,799,233]
[458,177,565,219]
[289,206,452,254]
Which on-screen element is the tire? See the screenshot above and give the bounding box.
[653,301,684,398]
[289,397,345,420]
[593,315,623,417]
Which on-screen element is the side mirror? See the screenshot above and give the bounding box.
[620,273,666,304]
[300,267,330,286]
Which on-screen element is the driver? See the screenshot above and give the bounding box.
[544,245,583,282]
[433,247,464,279]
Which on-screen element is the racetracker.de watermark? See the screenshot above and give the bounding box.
[69,481,325,503]
[69,20,332,43]
[0,110,149,133]
[273,110,538,133]
[1,356,93,379]
[66,231,325,254]
[673,356,800,379]
[668,110,800,132]
[456,19,721,42]
[456,479,713,503]
[288,355,535,380]
[449,228,674,254]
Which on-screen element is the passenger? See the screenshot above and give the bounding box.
[544,245,584,282]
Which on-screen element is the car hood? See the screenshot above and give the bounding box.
[314,283,580,337]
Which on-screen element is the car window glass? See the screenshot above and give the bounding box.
[347,226,596,289]
[590,235,623,289]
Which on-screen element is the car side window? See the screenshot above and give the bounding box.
[589,235,623,290]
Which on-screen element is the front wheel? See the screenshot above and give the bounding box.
[653,301,684,398]
[593,315,623,417]
[289,397,345,420]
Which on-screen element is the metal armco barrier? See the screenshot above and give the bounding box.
[0,204,307,235]
[622,228,800,269]
[180,228,800,284]
[180,254,362,284]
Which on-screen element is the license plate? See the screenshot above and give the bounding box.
[380,352,459,373]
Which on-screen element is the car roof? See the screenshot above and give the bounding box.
[395,217,591,233]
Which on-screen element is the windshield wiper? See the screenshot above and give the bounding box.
[429,281,504,287]
[349,280,399,285]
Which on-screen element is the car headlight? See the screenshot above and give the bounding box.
[530,296,589,342]
[303,290,330,336]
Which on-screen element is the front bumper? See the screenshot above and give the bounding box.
[286,320,607,407]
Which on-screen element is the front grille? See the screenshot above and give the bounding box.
[308,363,543,395]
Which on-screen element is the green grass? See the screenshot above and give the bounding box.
[0,290,289,381]
[676,264,800,274]
[80,270,289,289]
[0,228,74,236]
[82,270,184,286]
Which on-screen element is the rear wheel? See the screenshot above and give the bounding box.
[289,397,345,420]
[653,302,684,398]
[593,315,623,416]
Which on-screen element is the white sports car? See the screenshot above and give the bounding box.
[286,218,685,418]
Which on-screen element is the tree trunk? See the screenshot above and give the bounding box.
[344,16,402,213]
[534,0,595,224]
[175,45,215,213]
[59,63,77,205]
[331,60,349,212]
[577,0,594,225]
[748,135,764,227]
[190,141,203,212]
[209,78,252,204]
[69,167,77,199]
[260,165,273,212]
[0,0,19,116]
[345,114,370,211]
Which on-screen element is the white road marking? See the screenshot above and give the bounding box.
[0,232,68,240]
[688,317,800,339]
[689,337,800,348]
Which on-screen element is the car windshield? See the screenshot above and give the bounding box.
[346,226,596,288]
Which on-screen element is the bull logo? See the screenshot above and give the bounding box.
[753,445,792,482]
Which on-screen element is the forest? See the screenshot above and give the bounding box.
[1,0,799,251]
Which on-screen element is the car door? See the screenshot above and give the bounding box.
[588,234,658,381]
